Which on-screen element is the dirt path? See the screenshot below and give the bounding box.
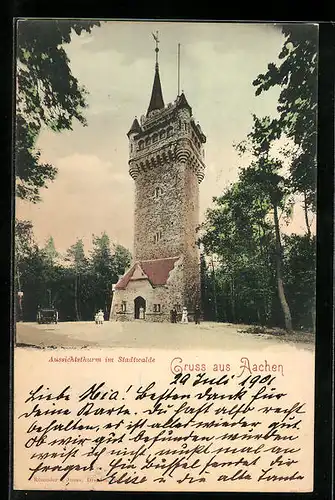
[15,321,315,352]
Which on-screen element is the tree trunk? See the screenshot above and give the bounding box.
[230,275,236,323]
[16,265,21,292]
[74,274,80,321]
[258,224,270,324]
[303,190,312,239]
[263,293,270,324]
[273,204,293,332]
[221,295,227,322]
[210,256,218,321]
[77,273,81,320]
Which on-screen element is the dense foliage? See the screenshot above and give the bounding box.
[15,226,131,322]
[253,24,317,227]
[200,25,317,332]
[200,188,316,330]
[15,20,100,202]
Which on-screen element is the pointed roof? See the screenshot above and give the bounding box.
[147,64,165,117]
[127,117,141,137]
[130,263,149,281]
[114,257,180,290]
[176,92,192,113]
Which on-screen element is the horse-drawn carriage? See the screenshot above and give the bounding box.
[36,307,58,324]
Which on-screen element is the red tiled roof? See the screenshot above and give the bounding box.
[115,257,180,290]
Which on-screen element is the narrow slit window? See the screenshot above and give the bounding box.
[154,231,162,243]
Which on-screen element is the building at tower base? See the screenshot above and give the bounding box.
[111,256,186,322]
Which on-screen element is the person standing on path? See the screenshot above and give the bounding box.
[97,309,104,325]
[181,306,188,324]
[194,305,201,325]
[171,307,177,323]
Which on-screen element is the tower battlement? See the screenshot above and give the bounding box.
[128,94,206,184]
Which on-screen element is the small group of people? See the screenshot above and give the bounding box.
[170,305,201,324]
[94,309,104,325]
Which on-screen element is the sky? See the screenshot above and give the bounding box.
[16,21,316,256]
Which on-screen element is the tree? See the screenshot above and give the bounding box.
[65,239,87,321]
[283,233,316,330]
[42,236,59,264]
[91,233,113,276]
[15,19,100,202]
[90,233,131,317]
[200,254,214,320]
[253,24,318,232]
[15,219,36,289]
[111,244,132,277]
[14,219,37,321]
[200,176,276,326]
[16,229,132,322]
[17,243,58,320]
[236,115,294,332]
[41,236,62,306]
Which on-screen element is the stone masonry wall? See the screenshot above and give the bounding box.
[182,165,201,310]
[110,258,185,322]
[132,155,200,312]
[111,280,168,322]
[134,160,185,261]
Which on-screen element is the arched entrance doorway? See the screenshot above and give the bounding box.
[134,296,146,319]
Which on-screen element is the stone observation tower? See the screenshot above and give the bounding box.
[110,33,206,322]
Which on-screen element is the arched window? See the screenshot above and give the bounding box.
[154,186,163,198]
[167,126,173,137]
[160,130,166,139]
[138,140,144,151]
[145,137,151,146]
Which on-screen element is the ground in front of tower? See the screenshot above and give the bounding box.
[16,320,314,351]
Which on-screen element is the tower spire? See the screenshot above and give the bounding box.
[146,31,165,116]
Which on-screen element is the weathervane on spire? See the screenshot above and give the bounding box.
[152,31,160,65]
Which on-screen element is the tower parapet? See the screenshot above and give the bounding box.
[128,93,206,184]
